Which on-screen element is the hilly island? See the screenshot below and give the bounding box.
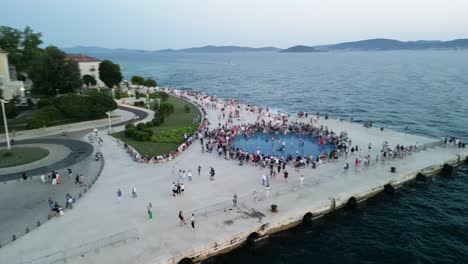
[62,38,468,54]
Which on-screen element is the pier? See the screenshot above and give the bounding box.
[0,90,466,264]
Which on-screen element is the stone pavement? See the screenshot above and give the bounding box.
[0,93,466,264]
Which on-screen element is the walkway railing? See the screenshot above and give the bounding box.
[21,228,138,264]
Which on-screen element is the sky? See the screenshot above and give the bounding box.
[2,0,468,50]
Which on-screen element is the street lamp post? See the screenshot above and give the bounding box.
[106,112,112,134]
[1,100,11,150]
[146,93,150,109]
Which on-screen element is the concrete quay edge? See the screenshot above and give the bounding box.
[164,152,468,264]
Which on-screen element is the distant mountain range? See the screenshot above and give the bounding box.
[61,38,468,55]
[159,45,281,53]
[314,38,468,51]
[279,45,325,53]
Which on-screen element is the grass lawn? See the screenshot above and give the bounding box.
[113,95,201,156]
[0,147,50,168]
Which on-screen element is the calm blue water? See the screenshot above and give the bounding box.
[92,51,468,264]
[233,133,335,158]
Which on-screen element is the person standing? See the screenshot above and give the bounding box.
[187,170,193,181]
[147,203,153,221]
[190,214,195,230]
[300,175,304,185]
[179,210,186,225]
[117,189,122,201]
[233,194,238,207]
[198,165,201,176]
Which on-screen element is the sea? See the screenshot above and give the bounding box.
[95,51,468,264]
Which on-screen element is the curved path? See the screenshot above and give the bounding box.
[0,106,148,182]
[0,139,93,181]
[113,105,149,127]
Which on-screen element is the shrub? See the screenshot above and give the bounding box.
[124,126,137,137]
[184,104,191,113]
[37,98,51,109]
[134,131,151,141]
[2,151,13,157]
[158,102,174,117]
[26,105,62,128]
[0,103,19,121]
[53,92,117,120]
[125,124,135,130]
[158,91,169,101]
[136,122,146,130]
[133,101,145,107]
[143,128,154,136]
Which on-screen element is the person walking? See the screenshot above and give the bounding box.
[147,203,153,221]
[117,189,122,201]
[198,165,201,176]
[179,210,186,225]
[187,170,193,181]
[233,194,238,207]
[190,214,195,230]
[300,175,304,185]
[75,174,80,184]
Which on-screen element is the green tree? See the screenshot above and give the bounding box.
[157,91,169,101]
[0,102,19,121]
[19,26,43,73]
[98,60,122,88]
[144,78,157,87]
[0,26,22,68]
[53,92,117,119]
[158,102,174,117]
[0,26,43,74]
[83,74,97,86]
[131,75,144,85]
[29,46,82,95]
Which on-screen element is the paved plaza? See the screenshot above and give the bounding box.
[0,93,466,264]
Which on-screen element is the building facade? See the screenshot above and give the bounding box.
[0,49,24,100]
[65,54,105,87]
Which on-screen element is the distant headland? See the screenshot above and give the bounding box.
[61,38,468,54]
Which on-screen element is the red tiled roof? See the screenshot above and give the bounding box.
[65,54,101,62]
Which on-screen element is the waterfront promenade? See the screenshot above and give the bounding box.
[0,93,466,264]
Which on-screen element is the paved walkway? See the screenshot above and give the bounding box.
[0,91,466,264]
[0,153,103,248]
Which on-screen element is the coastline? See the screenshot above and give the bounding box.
[0,89,466,264]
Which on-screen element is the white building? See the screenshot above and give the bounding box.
[0,49,24,100]
[65,54,105,87]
